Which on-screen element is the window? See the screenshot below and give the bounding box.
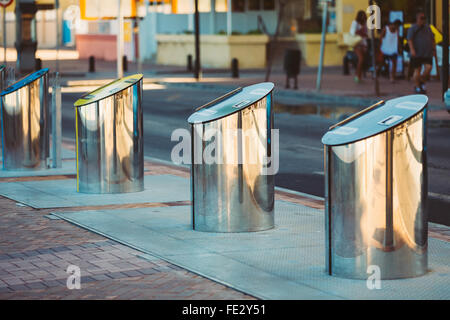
[232,0,245,12]
[263,0,275,10]
[248,0,261,11]
[215,0,227,12]
[283,0,336,34]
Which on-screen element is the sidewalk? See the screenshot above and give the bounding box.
[0,139,449,300]
[3,47,449,111]
[0,141,253,300]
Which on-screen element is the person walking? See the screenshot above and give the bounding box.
[407,11,436,94]
[380,20,401,82]
[349,10,369,83]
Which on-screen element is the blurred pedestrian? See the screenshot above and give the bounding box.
[407,11,436,94]
[380,20,401,82]
[349,10,369,83]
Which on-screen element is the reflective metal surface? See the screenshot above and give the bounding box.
[189,83,275,232]
[323,95,428,279]
[0,68,49,170]
[74,74,144,194]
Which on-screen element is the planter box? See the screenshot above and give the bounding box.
[295,33,346,67]
[156,34,269,69]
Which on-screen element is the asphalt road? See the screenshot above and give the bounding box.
[61,85,450,223]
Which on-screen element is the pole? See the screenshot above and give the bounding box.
[188,0,194,32]
[369,0,380,96]
[55,0,60,74]
[117,0,124,78]
[3,7,6,66]
[150,0,156,56]
[210,0,215,34]
[136,2,141,74]
[194,0,201,79]
[316,0,329,91]
[442,0,449,99]
[51,72,62,168]
[227,0,231,35]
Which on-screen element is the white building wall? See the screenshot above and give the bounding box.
[138,10,277,61]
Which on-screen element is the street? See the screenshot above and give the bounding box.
[61,85,450,201]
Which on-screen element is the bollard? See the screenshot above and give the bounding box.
[187,54,193,72]
[343,51,358,75]
[322,95,428,279]
[35,58,42,71]
[74,74,144,193]
[188,82,275,232]
[0,65,5,92]
[89,56,95,73]
[123,55,128,72]
[0,68,50,170]
[283,49,301,89]
[343,55,350,75]
[231,58,239,78]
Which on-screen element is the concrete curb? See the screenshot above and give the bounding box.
[155,80,448,110]
[62,77,445,110]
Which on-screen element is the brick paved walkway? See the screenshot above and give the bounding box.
[0,193,255,299]
[0,139,256,299]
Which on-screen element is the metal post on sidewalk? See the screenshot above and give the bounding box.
[369,0,380,96]
[55,0,60,74]
[51,72,62,168]
[316,0,330,91]
[442,0,449,99]
[194,0,201,79]
[226,0,231,35]
[117,0,124,78]
[2,6,6,66]
[136,17,141,74]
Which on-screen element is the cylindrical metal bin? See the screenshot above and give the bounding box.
[0,68,49,170]
[322,95,428,279]
[74,74,144,194]
[188,82,275,232]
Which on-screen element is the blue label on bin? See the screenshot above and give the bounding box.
[0,68,49,96]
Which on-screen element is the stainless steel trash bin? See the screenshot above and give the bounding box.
[0,68,49,170]
[74,74,144,194]
[188,82,275,232]
[322,94,428,279]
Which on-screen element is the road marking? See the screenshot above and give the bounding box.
[429,192,450,202]
[274,186,324,201]
[292,144,323,152]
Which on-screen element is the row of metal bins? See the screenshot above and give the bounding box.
[0,68,428,280]
[187,83,428,280]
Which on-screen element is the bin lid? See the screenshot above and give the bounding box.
[187,82,274,124]
[74,74,143,108]
[0,68,49,97]
[321,94,428,146]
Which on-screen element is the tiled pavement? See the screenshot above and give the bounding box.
[0,140,448,299]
